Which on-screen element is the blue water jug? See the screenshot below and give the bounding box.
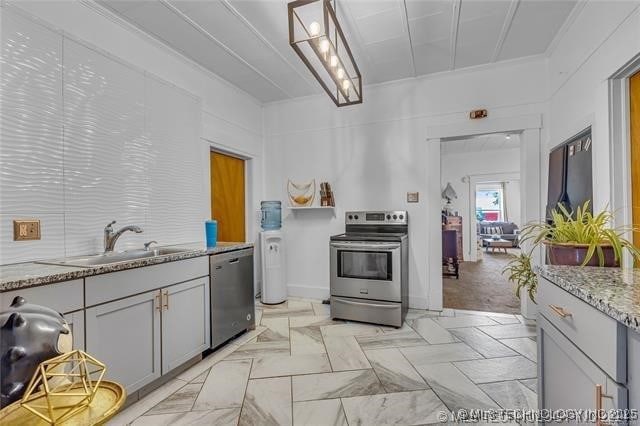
[261,201,282,230]
[205,220,217,248]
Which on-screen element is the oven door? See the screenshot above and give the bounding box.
[330,241,401,302]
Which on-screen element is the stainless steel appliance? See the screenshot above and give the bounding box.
[330,211,408,327]
[210,248,255,348]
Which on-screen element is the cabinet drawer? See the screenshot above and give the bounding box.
[538,314,627,412]
[538,276,626,382]
[0,280,83,314]
[85,256,208,307]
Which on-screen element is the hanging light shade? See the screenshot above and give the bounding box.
[288,0,362,107]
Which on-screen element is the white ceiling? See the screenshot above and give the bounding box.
[98,0,577,103]
[441,133,520,154]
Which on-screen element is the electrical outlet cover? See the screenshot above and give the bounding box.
[13,219,41,241]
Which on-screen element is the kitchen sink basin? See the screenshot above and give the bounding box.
[37,247,195,268]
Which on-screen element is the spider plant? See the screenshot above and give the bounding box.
[503,252,537,302]
[520,201,640,267]
[502,200,640,301]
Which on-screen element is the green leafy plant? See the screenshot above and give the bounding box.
[503,253,537,302]
[521,201,640,266]
[502,200,640,302]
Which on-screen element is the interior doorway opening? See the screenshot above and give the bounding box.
[440,132,523,314]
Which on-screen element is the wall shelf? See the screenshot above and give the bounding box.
[287,206,335,211]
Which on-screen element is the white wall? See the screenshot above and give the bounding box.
[548,0,640,212]
[264,58,547,308]
[440,146,521,259]
[0,2,264,264]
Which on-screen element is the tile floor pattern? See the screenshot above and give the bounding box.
[110,299,538,426]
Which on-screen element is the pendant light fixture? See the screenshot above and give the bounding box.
[288,0,362,106]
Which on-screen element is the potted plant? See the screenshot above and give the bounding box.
[502,200,640,303]
[524,201,640,267]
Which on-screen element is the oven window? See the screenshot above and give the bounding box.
[338,250,392,281]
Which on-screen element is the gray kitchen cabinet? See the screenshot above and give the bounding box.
[161,277,210,373]
[629,331,640,424]
[85,290,161,393]
[538,315,627,416]
[64,310,85,351]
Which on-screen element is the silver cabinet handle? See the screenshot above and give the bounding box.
[335,298,397,309]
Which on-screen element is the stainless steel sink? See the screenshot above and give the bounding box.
[37,247,194,268]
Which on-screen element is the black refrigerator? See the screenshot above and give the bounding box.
[547,128,593,219]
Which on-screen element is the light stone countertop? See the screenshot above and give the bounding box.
[0,242,253,292]
[539,265,640,332]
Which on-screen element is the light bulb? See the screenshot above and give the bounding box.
[342,79,350,97]
[330,55,339,67]
[505,134,511,140]
[337,68,345,79]
[309,21,320,36]
[319,39,330,53]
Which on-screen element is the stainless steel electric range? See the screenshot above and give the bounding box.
[329,211,408,328]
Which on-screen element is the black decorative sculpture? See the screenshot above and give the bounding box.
[0,296,71,407]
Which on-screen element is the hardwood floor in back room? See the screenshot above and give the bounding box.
[443,248,521,315]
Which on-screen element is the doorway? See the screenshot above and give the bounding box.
[210,150,246,242]
[440,133,523,314]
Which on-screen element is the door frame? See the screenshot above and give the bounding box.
[609,54,640,269]
[205,141,253,243]
[426,114,543,314]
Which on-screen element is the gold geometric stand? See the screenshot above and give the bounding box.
[0,350,125,425]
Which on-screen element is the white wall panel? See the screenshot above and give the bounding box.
[0,6,215,263]
[0,11,63,214]
[63,40,148,256]
[146,77,206,246]
[0,214,65,264]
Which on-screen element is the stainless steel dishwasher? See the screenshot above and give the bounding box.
[210,248,255,348]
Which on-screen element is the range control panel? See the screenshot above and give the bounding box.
[345,211,408,225]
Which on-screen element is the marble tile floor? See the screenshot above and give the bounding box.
[110,299,538,426]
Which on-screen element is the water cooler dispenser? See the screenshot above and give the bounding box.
[260,201,286,304]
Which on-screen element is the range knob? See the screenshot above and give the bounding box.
[399,214,404,220]
[348,215,353,220]
[354,215,359,220]
[386,214,391,220]
[392,214,398,220]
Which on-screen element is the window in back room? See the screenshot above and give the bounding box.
[476,184,505,222]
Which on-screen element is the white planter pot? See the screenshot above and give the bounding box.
[520,288,537,320]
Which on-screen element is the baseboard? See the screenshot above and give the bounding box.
[287,284,330,301]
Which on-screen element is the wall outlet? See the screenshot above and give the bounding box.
[13,219,41,241]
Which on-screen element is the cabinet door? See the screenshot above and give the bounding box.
[161,278,210,374]
[86,291,161,393]
[64,310,85,351]
[539,315,627,418]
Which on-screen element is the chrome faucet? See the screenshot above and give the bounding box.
[104,220,143,253]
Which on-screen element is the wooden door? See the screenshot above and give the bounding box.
[631,71,640,249]
[211,151,246,242]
